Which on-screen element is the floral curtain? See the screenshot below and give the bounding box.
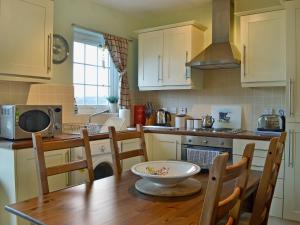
[103,33,130,109]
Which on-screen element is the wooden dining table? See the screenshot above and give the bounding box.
[5,170,261,225]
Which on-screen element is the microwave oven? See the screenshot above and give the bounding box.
[0,105,62,140]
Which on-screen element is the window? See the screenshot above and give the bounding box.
[73,27,118,108]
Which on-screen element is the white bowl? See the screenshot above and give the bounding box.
[131,161,201,187]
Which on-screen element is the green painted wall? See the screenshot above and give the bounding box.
[140,0,282,50]
[51,0,283,90]
[52,0,144,90]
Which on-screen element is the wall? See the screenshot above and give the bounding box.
[133,70,285,130]
[0,0,144,106]
[132,0,286,130]
[0,81,30,104]
[52,0,143,90]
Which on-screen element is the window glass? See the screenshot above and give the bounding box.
[73,28,118,106]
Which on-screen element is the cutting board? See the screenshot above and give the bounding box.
[211,105,242,129]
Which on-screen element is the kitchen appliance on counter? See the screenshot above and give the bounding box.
[134,105,146,126]
[0,105,62,140]
[181,135,232,171]
[257,110,285,132]
[175,114,186,129]
[156,109,171,126]
[201,115,215,128]
[193,118,202,130]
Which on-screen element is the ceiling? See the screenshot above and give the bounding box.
[92,0,211,15]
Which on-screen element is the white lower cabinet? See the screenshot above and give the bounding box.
[0,148,69,225]
[233,139,284,218]
[149,134,181,161]
[284,123,300,222]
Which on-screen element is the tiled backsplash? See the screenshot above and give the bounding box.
[26,84,115,124]
[133,69,286,131]
[0,68,286,131]
[26,84,81,123]
[0,81,30,104]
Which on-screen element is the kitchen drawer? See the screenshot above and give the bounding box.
[233,139,269,154]
[233,155,284,179]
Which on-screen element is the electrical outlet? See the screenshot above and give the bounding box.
[178,107,187,115]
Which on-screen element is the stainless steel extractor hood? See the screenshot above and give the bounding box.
[187,0,240,69]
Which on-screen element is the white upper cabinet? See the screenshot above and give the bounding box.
[138,30,164,88]
[286,0,300,122]
[0,0,53,80]
[240,10,286,87]
[163,26,192,86]
[137,21,205,91]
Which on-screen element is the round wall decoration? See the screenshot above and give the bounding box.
[52,34,70,64]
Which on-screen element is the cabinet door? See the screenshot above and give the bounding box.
[121,138,142,171]
[286,1,300,122]
[152,134,181,161]
[16,148,69,201]
[284,123,300,221]
[241,10,286,86]
[163,26,191,86]
[0,0,53,78]
[138,30,163,87]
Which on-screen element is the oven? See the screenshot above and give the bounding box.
[181,136,233,171]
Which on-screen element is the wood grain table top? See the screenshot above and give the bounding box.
[5,171,261,225]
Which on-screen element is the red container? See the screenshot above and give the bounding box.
[134,105,146,126]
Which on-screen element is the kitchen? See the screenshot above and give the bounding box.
[0,0,299,224]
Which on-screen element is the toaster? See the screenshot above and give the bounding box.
[257,114,285,132]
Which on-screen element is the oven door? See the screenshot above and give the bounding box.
[181,144,232,169]
[15,107,52,139]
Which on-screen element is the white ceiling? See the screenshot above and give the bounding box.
[92,0,211,15]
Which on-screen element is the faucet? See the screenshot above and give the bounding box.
[88,109,110,123]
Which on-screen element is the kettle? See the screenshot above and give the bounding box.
[156,109,171,126]
[202,115,215,128]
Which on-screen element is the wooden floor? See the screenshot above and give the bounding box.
[269,217,300,225]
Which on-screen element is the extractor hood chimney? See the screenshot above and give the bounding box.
[186,0,240,69]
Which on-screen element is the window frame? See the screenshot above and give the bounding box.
[72,27,119,113]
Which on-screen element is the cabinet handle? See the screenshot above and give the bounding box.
[289,78,294,117]
[175,140,178,160]
[157,55,161,82]
[288,129,294,168]
[47,34,52,73]
[243,45,246,77]
[185,51,189,80]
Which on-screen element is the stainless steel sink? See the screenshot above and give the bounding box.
[63,123,105,135]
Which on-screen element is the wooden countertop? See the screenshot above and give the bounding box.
[144,128,278,141]
[2,128,278,150]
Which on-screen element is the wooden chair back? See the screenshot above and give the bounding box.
[249,132,287,225]
[108,124,148,176]
[32,129,94,195]
[199,143,255,225]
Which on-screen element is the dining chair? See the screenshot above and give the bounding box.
[108,124,148,176]
[199,143,255,225]
[239,132,287,225]
[32,129,94,195]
